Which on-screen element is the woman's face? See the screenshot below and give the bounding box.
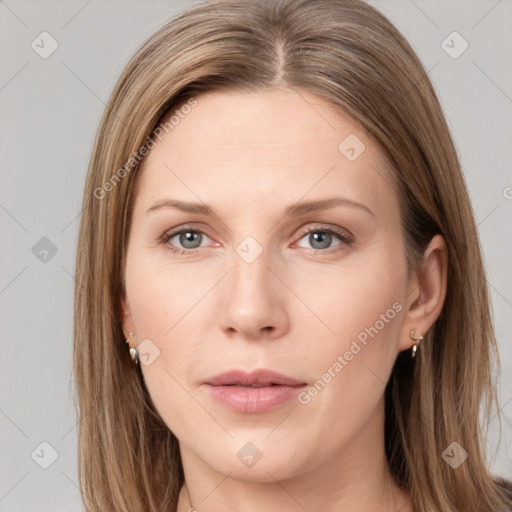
[122,88,419,483]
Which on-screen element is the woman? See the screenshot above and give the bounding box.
[73,0,512,510]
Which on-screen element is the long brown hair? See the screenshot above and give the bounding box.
[73,0,512,510]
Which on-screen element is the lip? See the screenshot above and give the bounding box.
[204,369,305,387]
[203,369,307,414]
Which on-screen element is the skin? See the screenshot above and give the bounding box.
[121,88,447,511]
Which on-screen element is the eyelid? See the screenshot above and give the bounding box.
[294,223,354,243]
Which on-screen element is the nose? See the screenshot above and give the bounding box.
[219,247,290,341]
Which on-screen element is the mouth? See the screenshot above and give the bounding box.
[203,369,307,414]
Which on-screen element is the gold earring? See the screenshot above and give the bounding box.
[409,329,423,358]
[126,331,139,364]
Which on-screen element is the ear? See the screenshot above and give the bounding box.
[398,234,448,352]
[120,294,135,341]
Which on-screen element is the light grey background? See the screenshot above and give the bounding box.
[1,0,511,510]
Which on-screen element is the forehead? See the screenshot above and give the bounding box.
[159,88,363,153]
[133,88,396,217]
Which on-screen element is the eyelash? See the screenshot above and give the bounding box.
[161,224,354,256]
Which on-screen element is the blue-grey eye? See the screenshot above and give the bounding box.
[308,231,333,250]
[176,230,203,249]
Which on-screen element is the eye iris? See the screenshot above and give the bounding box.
[180,231,201,249]
[310,232,332,250]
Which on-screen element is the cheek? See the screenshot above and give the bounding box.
[293,241,407,405]
[124,250,216,426]
[125,247,210,340]
[294,243,406,348]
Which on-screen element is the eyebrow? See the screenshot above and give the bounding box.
[146,197,375,217]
